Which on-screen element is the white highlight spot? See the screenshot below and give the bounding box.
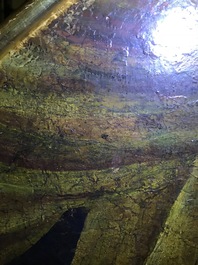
[151,6,198,63]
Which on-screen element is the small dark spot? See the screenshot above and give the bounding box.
[101,133,109,140]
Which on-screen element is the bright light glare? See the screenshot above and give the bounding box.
[151,6,198,63]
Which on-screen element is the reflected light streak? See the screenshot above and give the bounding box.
[151,6,198,64]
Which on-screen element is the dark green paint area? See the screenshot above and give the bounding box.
[7,208,89,265]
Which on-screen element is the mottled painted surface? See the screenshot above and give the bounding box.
[0,0,198,264]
